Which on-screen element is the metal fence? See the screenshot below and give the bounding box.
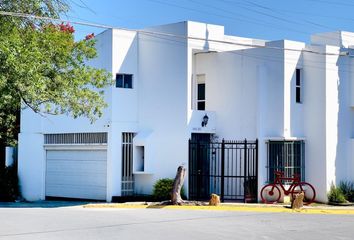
[189,139,258,202]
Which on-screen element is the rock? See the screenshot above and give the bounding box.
[291,191,304,209]
[209,194,221,206]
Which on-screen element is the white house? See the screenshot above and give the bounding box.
[18,21,354,203]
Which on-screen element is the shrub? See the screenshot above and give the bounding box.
[152,178,185,201]
[327,184,347,204]
[0,165,19,202]
[339,181,354,202]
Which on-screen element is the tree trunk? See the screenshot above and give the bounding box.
[171,166,186,205]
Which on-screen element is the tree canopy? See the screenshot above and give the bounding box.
[0,0,112,145]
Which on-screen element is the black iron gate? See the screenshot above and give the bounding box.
[189,138,258,202]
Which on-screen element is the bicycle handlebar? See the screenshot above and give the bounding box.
[274,171,300,179]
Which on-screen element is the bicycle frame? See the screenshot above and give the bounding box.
[272,173,300,195]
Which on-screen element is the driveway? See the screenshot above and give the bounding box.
[0,202,353,240]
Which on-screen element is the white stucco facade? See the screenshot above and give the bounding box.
[18,21,354,203]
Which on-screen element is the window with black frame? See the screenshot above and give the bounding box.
[266,140,305,184]
[116,73,133,89]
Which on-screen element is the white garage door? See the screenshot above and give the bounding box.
[45,149,107,200]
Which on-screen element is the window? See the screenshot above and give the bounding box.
[122,132,135,196]
[116,74,133,89]
[295,69,302,103]
[196,74,206,110]
[135,146,144,172]
[197,83,205,110]
[267,140,305,184]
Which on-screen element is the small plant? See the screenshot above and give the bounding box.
[0,165,19,202]
[152,178,185,201]
[327,184,347,204]
[339,181,354,202]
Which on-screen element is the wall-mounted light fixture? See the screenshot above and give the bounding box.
[201,114,209,127]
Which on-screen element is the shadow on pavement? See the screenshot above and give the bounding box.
[0,200,97,208]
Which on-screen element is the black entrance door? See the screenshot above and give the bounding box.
[189,133,211,200]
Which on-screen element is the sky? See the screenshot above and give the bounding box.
[66,0,354,43]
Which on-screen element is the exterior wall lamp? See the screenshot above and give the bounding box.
[201,114,209,127]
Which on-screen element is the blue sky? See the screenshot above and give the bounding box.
[67,0,354,43]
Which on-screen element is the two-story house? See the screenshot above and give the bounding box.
[18,21,354,203]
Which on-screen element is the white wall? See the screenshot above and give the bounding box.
[302,45,328,202]
[108,29,139,198]
[134,22,190,194]
[335,54,352,184]
[18,133,45,201]
[284,40,306,138]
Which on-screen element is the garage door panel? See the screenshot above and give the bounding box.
[46,173,106,186]
[46,185,106,200]
[46,160,106,174]
[45,149,107,200]
[47,150,106,161]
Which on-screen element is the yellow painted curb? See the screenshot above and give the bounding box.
[83,203,354,215]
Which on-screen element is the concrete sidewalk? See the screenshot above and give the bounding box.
[1,201,354,215]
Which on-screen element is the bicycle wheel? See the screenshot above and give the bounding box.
[291,182,316,205]
[260,184,281,204]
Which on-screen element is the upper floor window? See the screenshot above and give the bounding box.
[116,74,133,89]
[295,69,302,103]
[197,74,206,110]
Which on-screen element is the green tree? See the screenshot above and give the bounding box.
[0,0,112,146]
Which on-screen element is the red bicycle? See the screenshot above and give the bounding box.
[260,171,316,205]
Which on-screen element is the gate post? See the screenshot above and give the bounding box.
[221,139,225,202]
[244,139,247,203]
[255,139,258,202]
[188,139,191,200]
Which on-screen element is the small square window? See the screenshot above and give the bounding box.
[296,87,301,103]
[197,102,205,110]
[116,74,133,89]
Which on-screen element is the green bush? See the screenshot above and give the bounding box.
[327,184,347,204]
[152,178,185,201]
[339,181,354,202]
[0,165,19,202]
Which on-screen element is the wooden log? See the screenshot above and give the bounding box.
[171,166,186,205]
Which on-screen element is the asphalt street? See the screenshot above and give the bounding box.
[0,203,353,240]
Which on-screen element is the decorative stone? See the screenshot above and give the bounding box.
[291,191,304,209]
[209,194,221,206]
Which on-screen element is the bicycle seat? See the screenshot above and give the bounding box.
[274,171,284,176]
[292,173,300,178]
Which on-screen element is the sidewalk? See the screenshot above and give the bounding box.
[1,200,354,214]
[83,201,354,215]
